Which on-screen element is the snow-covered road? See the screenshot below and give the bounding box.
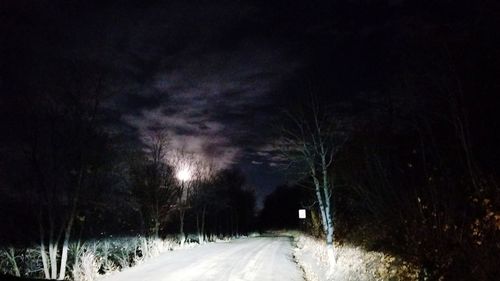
[102,236,303,281]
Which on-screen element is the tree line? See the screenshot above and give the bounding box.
[259,2,500,278]
[0,59,256,279]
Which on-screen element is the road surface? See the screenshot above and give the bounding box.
[102,236,303,281]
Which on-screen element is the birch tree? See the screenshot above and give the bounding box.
[4,61,113,280]
[279,98,347,254]
[26,85,106,280]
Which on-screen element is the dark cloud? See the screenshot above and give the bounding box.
[102,2,303,202]
[98,3,301,172]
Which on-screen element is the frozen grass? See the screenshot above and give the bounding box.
[73,235,240,281]
[72,247,102,281]
[293,234,420,281]
[71,236,190,281]
[0,235,231,280]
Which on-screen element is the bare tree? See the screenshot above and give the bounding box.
[189,162,217,244]
[131,130,177,238]
[278,97,348,256]
[146,131,177,238]
[167,149,202,245]
[23,76,107,280]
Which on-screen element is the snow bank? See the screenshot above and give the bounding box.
[293,235,420,281]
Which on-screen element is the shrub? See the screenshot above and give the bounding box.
[72,246,101,281]
[70,236,178,280]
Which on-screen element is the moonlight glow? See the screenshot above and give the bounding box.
[176,168,192,182]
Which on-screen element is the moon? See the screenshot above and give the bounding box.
[176,168,192,182]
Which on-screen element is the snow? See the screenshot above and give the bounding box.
[293,234,420,281]
[101,237,303,281]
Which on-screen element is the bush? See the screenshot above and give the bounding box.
[72,246,101,281]
[0,247,44,278]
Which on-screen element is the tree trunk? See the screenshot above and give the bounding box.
[229,212,234,238]
[200,206,206,244]
[40,242,50,279]
[196,213,201,243]
[40,223,51,279]
[321,155,334,247]
[49,241,58,279]
[312,175,328,234]
[153,197,160,238]
[73,240,81,269]
[58,240,69,280]
[179,209,185,246]
[322,186,334,247]
[152,220,160,239]
[235,212,239,237]
[58,214,75,280]
[5,247,20,277]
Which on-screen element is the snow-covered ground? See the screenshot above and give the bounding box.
[101,236,303,281]
[293,234,420,281]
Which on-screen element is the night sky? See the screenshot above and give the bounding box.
[3,0,306,204]
[3,0,496,205]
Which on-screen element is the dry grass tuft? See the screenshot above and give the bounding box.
[294,234,420,281]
